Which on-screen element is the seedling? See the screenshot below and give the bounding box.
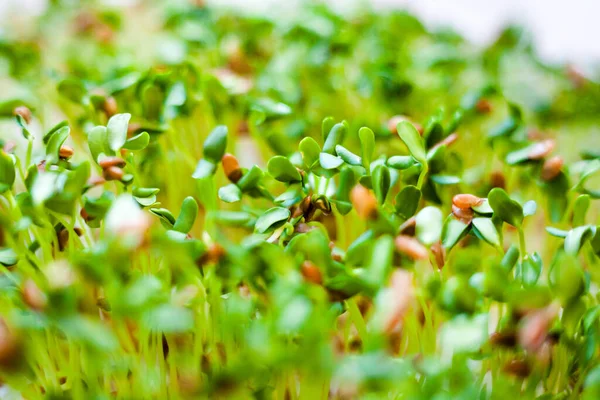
[0,3,599,399]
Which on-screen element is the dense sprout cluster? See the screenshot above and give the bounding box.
[1,2,600,399]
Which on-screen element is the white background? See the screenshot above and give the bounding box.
[1,0,599,67]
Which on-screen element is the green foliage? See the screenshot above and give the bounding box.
[0,2,598,399]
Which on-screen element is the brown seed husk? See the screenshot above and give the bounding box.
[301,261,323,285]
[59,145,74,159]
[436,132,459,149]
[528,139,555,160]
[475,98,493,114]
[431,241,445,269]
[382,269,415,333]
[489,330,517,348]
[127,123,142,137]
[221,153,243,183]
[103,166,124,181]
[503,359,531,378]
[99,156,126,169]
[87,176,106,187]
[205,243,226,264]
[452,194,483,210]
[350,185,378,220]
[452,204,475,224]
[541,156,563,181]
[13,106,32,124]
[518,304,559,353]
[0,319,23,371]
[22,280,47,311]
[103,96,118,118]
[394,235,428,260]
[490,171,506,189]
[398,217,416,236]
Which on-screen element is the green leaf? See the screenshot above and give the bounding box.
[321,117,335,141]
[142,304,194,333]
[346,230,374,267]
[359,127,375,171]
[150,208,176,229]
[237,165,264,191]
[562,298,586,338]
[387,155,415,170]
[0,248,17,266]
[395,185,421,220]
[573,160,600,191]
[564,225,597,256]
[505,143,538,165]
[322,122,347,154]
[319,152,344,170]
[45,125,70,164]
[438,276,477,314]
[362,235,394,291]
[87,125,110,163]
[471,199,493,215]
[397,121,427,166]
[549,252,585,305]
[255,207,291,233]
[591,229,600,257]
[482,265,509,301]
[426,144,446,164]
[286,228,332,271]
[208,211,254,227]
[488,188,523,228]
[133,187,160,198]
[423,111,444,148]
[57,78,86,103]
[507,286,551,311]
[107,113,131,152]
[583,306,600,334]
[120,275,163,311]
[218,183,242,203]
[332,199,352,215]
[0,151,15,191]
[134,195,157,207]
[585,366,600,391]
[83,191,114,221]
[122,131,150,150]
[415,206,443,246]
[440,314,488,354]
[488,113,520,139]
[299,137,321,169]
[546,227,568,238]
[59,316,118,351]
[522,200,537,217]
[203,125,228,162]
[430,175,461,185]
[573,195,591,226]
[31,172,59,206]
[43,120,69,145]
[471,218,501,248]
[173,197,198,233]
[335,145,362,166]
[540,171,569,223]
[442,216,470,250]
[192,159,216,179]
[500,245,520,272]
[250,98,291,119]
[516,253,542,286]
[268,156,302,182]
[336,167,356,202]
[372,164,391,204]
